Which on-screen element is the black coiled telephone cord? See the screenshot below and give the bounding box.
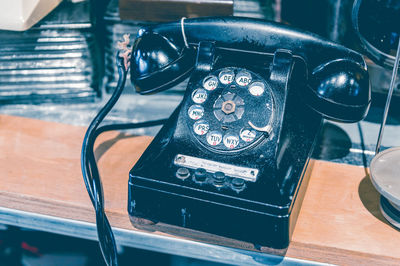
[81,52,166,266]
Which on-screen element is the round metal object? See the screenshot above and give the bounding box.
[176,167,190,180]
[194,168,207,182]
[222,100,236,114]
[231,178,245,188]
[352,0,400,68]
[370,147,400,207]
[213,171,226,185]
[380,196,400,230]
[370,147,400,229]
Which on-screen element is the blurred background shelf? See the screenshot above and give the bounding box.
[0,0,100,104]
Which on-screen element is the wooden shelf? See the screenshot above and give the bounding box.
[0,114,399,265]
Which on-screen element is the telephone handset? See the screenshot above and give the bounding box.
[132,17,370,122]
[128,17,371,250]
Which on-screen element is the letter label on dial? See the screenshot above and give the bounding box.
[219,70,234,85]
[207,131,222,146]
[192,89,207,104]
[240,129,256,142]
[235,71,252,86]
[193,120,209,135]
[203,76,218,91]
[188,105,204,120]
[223,134,240,149]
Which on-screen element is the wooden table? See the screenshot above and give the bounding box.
[0,114,399,265]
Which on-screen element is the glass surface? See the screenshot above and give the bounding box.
[358,0,400,56]
[354,0,400,66]
[370,147,400,206]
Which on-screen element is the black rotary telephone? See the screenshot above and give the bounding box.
[82,16,371,265]
[127,16,371,250]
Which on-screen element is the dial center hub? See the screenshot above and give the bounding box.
[222,100,236,114]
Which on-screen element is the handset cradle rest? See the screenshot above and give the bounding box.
[195,41,216,74]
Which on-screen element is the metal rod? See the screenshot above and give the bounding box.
[375,37,400,154]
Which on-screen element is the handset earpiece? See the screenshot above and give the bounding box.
[131,31,195,94]
[305,59,371,123]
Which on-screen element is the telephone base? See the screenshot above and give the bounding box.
[124,16,370,255]
[128,159,315,251]
[129,215,289,255]
[128,49,324,250]
[129,212,288,256]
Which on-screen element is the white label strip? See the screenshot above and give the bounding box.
[174,154,258,182]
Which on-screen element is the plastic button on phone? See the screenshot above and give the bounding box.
[248,82,265,96]
[193,120,209,135]
[206,131,222,146]
[218,70,234,85]
[231,178,245,191]
[213,171,225,185]
[235,71,252,86]
[223,133,240,149]
[176,167,190,180]
[202,75,218,91]
[194,168,207,182]
[188,105,204,120]
[192,89,207,104]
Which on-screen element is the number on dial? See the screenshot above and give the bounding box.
[235,71,252,86]
[207,131,222,146]
[193,120,209,135]
[240,129,256,142]
[203,76,218,91]
[218,70,234,85]
[188,105,204,120]
[223,133,240,149]
[248,82,265,96]
[192,89,207,104]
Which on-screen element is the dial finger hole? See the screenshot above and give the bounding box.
[188,105,204,120]
[240,128,257,142]
[203,75,218,91]
[223,133,240,149]
[218,70,235,85]
[192,89,208,104]
[207,131,223,146]
[193,120,209,135]
[235,71,252,86]
[249,82,265,96]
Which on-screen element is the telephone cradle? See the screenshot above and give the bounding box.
[127,17,371,251]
